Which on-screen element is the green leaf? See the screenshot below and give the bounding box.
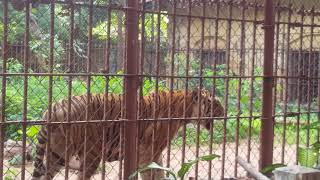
[311,142,320,150]
[298,147,319,167]
[129,162,177,180]
[301,121,320,130]
[178,154,220,179]
[26,126,40,138]
[199,154,220,161]
[177,161,196,180]
[260,163,286,175]
[17,129,22,135]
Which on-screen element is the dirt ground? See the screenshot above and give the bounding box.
[3,140,296,180]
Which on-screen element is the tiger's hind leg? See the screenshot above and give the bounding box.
[77,142,102,180]
[31,149,66,180]
[43,150,66,179]
[32,131,68,180]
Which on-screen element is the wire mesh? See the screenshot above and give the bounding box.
[0,0,320,179]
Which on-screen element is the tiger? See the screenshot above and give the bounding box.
[31,89,224,180]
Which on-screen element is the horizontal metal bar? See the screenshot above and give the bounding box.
[2,110,319,125]
[1,73,320,79]
[275,21,320,28]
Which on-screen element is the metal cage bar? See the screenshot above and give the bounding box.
[259,0,275,170]
[1,0,320,179]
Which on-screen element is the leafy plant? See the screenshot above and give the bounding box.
[17,125,40,144]
[130,162,177,180]
[260,163,286,175]
[296,125,320,168]
[4,169,18,180]
[8,155,23,166]
[298,146,319,167]
[129,154,219,180]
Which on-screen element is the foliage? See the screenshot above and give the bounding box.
[93,11,169,44]
[295,123,320,168]
[167,53,263,145]
[17,125,40,144]
[172,118,261,146]
[129,154,219,180]
[4,169,18,180]
[260,163,286,175]
[298,146,319,167]
[142,12,169,43]
[8,155,23,166]
[130,162,177,180]
[168,53,263,113]
[177,155,219,179]
[0,3,111,71]
[261,143,320,174]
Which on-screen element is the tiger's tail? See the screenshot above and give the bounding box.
[31,126,48,179]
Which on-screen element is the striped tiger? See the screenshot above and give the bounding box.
[31,89,224,180]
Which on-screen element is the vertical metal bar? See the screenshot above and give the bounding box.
[238,0,246,76]
[280,22,286,103]
[65,0,74,178]
[150,0,161,178]
[315,29,320,147]
[318,49,320,147]
[167,0,177,171]
[139,0,146,109]
[137,0,146,176]
[247,2,258,164]
[151,1,161,178]
[280,3,291,165]
[116,2,124,73]
[182,0,192,165]
[235,0,246,177]
[120,27,127,180]
[306,7,315,147]
[124,0,139,178]
[208,2,220,178]
[279,4,291,165]
[102,0,112,179]
[195,1,206,179]
[260,0,275,170]
[307,7,315,146]
[149,2,155,77]
[0,1,8,179]
[83,0,93,178]
[296,5,304,164]
[45,1,55,179]
[272,3,280,137]
[21,1,31,179]
[221,1,232,178]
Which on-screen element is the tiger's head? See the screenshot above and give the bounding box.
[190,89,224,130]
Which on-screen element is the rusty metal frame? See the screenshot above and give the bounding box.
[259,0,275,170]
[1,0,320,179]
[124,0,139,179]
[0,0,8,179]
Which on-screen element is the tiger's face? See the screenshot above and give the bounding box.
[191,89,224,130]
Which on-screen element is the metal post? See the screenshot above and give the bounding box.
[124,0,139,179]
[260,0,275,170]
[0,1,8,180]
